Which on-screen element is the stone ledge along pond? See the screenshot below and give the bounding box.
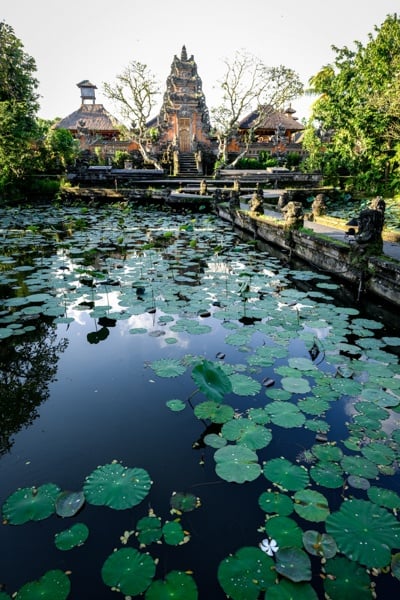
[1,204,400,599]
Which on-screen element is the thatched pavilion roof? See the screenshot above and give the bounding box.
[239,105,304,133]
[55,103,122,134]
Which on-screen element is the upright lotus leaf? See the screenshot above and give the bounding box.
[221,419,272,450]
[170,492,200,513]
[265,579,318,600]
[323,556,372,599]
[15,569,70,600]
[145,570,198,600]
[326,499,400,568]
[275,547,312,582]
[194,400,234,424]
[191,360,232,402]
[217,546,275,600]
[293,489,330,522]
[83,463,152,510]
[214,445,261,483]
[55,491,85,518]
[136,515,162,545]
[263,458,309,491]
[102,547,156,595]
[258,491,294,516]
[2,483,61,525]
[302,530,337,559]
[54,523,89,550]
[265,516,303,548]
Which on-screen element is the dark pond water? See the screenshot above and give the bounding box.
[1,205,400,599]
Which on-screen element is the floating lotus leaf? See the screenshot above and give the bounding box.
[170,492,200,513]
[0,592,11,600]
[293,489,330,522]
[263,458,309,491]
[83,463,152,509]
[288,357,316,371]
[310,462,343,489]
[194,401,234,424]
[162,521,186,545]
[129,327,147,334]
[151,358,186,378]
[228,373,261,396]
[311,444,343,462]
[247,407,270,424]
[192,360,232,402]
[367,486,400,510]
[382,336,400,346]
[203,433,227,448]
[265,516,303,548]
[340,455,378,479]
[221,419,272,450]
[217,546,275,600]
[361,387,399,407]
[347,475,370,490]
[2,483,61,525]
[166,399,186,412]
[275,547,312,582]
[266,401,306,428]
[214,445,261,483]
[354,401,389,421]
[265,579,318,600]
[297,396,329,416]
[258,491,293,516]
[145,570,198,600]
[323,556,372,599]
[392,553,400,580]
[302,530,337,559]
[54,522,89,550]
[361,442,396,466]
[102,547,156,595]
[326,499,400,568]
[55,491,85,518]
[281,376,311,394]
[136,515,162,545]
[15,569,70,600]
[352,317,384,330]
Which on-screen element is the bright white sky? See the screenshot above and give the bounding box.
[2,0,399,123]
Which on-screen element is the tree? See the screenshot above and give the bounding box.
[0,21,39,197]
[303,13,400,194]
[103,61,162,169]
[210,50,303,167]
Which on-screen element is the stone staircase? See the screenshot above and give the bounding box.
[178,152,199,177]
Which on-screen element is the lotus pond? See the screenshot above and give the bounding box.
[1,203,400,600]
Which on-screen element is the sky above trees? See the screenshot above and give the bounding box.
[2,0,399,122]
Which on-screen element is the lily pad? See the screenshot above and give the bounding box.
[2,483,61,525]
[281,376,311,394]
[323,556,372,599]
[55,523,89,550]
[258,491,294,516]
[265,516,303,548]
[83,462,152,510]
[136,515,162,545]
[325,499,400,568]
[192,360,232,402]
[170,491,200,513]
[214,445,261,483]
[145,570,198,600]
[228,373,261,396]
[263,458,309,491]
[162,520,187,545]
[265,579,318,600]
[15,569,71,600]
[151,358,186,378]
[293,489,330,522]
[166,399,186,412]
[310,462,344,489]
[194,401,234,424]
[217,546,275,600]
[102,547,156,595]
[275,547,312,582]
[367,486,400,510]
[266,401,306,428]
[221,419,272,450]
[302,530,337,559]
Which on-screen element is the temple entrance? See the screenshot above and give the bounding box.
[178,119,191,152]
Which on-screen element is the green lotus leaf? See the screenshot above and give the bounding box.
[55,491,85,518]
[275,547,311,582]
[391,552,400,580]
[136,515,162,545]
[281,377,311,394]
[382,336,400,346]
[214,445,261,483]
[258,491,293,516]
[162,521,186,545]
[2,483,61,525]
[266,401,306,428]
[247,407,270,424]
[151,358,186,378]
[311,444,343,462]
[203,433,227,448]
[221,419,272,450]
[352,317,384,330]
[166,399,186,412]
[55,523,89,550]
[265,579,318,600]
[263,458,309,491]
[228,373,261,396]
[361,387,399,407]
[326,499,400,568]
[129,327,148,334]
[192,360,232,401]
[83,463,152,509]
[302,530,337,559]
[217,546,275,600]
[354,401,389,421]
[304,418,330,433]
[0,592,11,600]
[323,556,372,599]
[347,475,370,490]
[297,396,329,416]
[265,388,291,401]
[145,570,198,600]
[310,462,344,489]
[193,401,234,424]
[293,489,330,522]
[265,516,303,548]
[367,486,400,510]
[102,547,156,595]
[288,357,316,371]
[361,442,396,466]
[170,492,200,512]
[15,569,70,600]
[340,455,378,479]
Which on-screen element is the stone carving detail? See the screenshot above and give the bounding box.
[282,201,304,229]
[229,190,240,209]
[277,191,291,211]
[312,193,327,217]
[249,184,264,215]
[355,196,385,247]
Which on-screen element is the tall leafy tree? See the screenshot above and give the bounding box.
[0,21,39,197]
[304,13,400,193]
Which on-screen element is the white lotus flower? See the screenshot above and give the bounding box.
[259,538,279,556]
